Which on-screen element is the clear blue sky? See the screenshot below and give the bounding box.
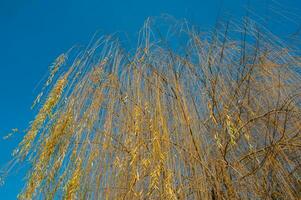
[0,0,300,198]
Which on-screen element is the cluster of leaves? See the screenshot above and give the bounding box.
[7,18,301,199]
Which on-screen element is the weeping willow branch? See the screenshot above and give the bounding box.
[4,17,301,199]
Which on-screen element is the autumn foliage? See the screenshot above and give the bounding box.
[5,18,301,199]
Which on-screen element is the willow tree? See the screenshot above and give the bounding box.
[4,18,301,199]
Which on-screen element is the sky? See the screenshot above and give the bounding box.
[0,0,300,198]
